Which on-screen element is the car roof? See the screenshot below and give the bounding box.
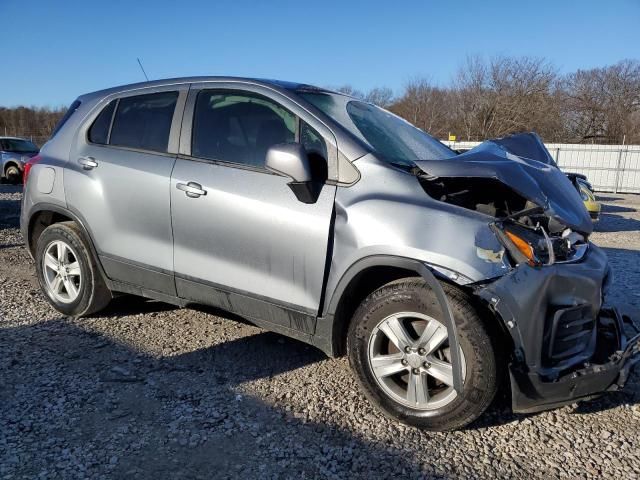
[77,76,354,103]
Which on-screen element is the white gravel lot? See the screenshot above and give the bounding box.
[1,184,639,479]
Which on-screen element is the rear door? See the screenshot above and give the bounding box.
[170,85,337,329]
[66,86,188,295]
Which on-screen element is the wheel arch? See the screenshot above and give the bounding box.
[3,160,21,177]
[322,255,464,393]
[27,204,106,280]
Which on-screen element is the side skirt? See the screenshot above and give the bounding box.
[107,276,327,354]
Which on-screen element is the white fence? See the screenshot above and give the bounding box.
[443,141,640,194]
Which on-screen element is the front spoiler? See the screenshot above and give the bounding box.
[510,305,640,413]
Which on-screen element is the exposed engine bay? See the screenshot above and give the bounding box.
[417,176,528,219]
[418,175,587,265]
[412,133,594,266]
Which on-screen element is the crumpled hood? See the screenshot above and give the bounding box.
[415,134,593,234]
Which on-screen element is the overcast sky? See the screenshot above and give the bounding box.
[2,0,639,107]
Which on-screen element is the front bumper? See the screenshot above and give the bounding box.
[477,244,640,413]
[509,306,640,413]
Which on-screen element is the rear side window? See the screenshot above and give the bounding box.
[50,99,81,138]
[88,100,116,145]
[109,92,178,153]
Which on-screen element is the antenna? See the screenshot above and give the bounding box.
[137,58,149,81]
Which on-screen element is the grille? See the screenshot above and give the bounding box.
[547,305,595,362]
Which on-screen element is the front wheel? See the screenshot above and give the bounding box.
[347,278,498,431]
[35,222,112,317]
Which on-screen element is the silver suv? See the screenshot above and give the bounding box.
[21,77,639,430]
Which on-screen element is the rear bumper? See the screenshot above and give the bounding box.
[477,244,640,413]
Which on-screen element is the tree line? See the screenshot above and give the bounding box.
[2,56,639,146]
[339,57,640,144]
[0,106,67,146]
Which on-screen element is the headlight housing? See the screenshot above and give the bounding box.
[496,225,547,266]
[579,186,590,201]
[493,223,581,267]
[578,180,595,202]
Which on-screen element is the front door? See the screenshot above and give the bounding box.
[170,88,336,329]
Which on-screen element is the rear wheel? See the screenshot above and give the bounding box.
[347,278,498,431]
[35,222,112,317]
[5,164,21,184]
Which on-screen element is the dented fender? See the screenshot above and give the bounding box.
[323,153,511,311]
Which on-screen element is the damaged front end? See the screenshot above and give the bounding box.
[477,251,640,412]
[415,133,640,413]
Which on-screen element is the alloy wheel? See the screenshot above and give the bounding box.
[367,311,466,410]
[42,240,82,304]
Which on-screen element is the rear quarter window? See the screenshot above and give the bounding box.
[88,100,117,145]
[50,99,82,138]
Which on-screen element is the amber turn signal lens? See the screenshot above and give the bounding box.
[505,230,536,266]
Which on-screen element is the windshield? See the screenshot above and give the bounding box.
[299,92,454,166]
[1,138,39,153]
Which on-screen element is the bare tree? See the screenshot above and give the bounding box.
[364,87,394,108]
[333,85,365,99]
[562,60,640,143]
[0,106,67,146]
[389,78,453,138]
[452,55,561,141]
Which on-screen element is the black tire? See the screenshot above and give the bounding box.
[347,277,498,431]
[5,165,21,184]
[35,222,112,317]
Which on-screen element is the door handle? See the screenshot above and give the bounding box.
[78,156,98,169]
[176,181,207,198]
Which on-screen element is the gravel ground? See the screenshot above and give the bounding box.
[1,184,639,479]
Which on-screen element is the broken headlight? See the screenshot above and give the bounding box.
[494,223,580,267]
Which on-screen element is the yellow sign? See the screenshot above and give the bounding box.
[448,134,457,141]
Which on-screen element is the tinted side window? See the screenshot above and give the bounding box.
[192,91,295,168]
[88,100,116,145]
[110,92,178,152]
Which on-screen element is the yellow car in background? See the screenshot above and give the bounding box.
[567,173,601,221]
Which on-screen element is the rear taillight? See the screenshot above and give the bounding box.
[23,154,41,184]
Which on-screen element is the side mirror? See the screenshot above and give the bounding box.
[265,143,321,204]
